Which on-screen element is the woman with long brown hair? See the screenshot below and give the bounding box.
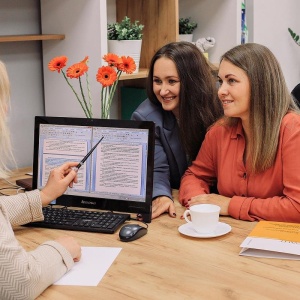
[132,41,222,220]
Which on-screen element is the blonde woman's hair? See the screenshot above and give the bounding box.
[0,61,15,178]
[220,43,300,173]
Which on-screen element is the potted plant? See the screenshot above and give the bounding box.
[288,28,300,46]
[108,16,144,73]
[179,17,197,42]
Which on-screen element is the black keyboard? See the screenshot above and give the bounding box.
[25,206,131,234]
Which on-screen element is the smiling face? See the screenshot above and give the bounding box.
[217,59,251,122]
[152,57,180,118]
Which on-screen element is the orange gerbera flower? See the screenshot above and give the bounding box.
[103,53,122,67]
[81,56,89,64]
[66,62,89,79]
[117,56,136,74]
[96,66,117,87]
[48,56,68,73]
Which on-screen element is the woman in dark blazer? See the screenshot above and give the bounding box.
[132,42,223,220]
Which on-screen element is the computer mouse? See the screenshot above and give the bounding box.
[119,224,147,242]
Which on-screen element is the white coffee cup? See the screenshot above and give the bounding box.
[183,204,221,234]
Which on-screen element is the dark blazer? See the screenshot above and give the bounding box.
[292,83,300,108]
[131,99,188,200]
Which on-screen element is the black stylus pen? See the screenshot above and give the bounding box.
[74,136,104,171]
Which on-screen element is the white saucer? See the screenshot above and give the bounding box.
[178,222,231,238]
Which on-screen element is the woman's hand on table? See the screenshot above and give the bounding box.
[152,196,177,219]
[55,236,82,262]
[188,194,231,215]
[137,196,176,220]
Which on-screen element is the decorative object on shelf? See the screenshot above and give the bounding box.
[48,54,136,119]
[179,17,197,42]
[288,28,300,46]
[194,37,216,60]
[194,37,215,52]
[241,1,248,44]
[108,16,144,74]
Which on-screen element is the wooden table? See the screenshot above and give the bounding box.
[3,168,300,299]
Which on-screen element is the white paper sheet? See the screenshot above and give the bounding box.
[54,247,122,286]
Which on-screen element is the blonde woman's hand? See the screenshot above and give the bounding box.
[188,194,231,215]
[55,236,82,262]
[40,162,78,206]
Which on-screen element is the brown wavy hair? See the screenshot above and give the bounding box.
[146,41,223,161]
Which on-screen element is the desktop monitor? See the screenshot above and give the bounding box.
[32,116,155,223]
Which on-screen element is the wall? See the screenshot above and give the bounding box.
[41,0,108,119]
[180,0,300,91]
[179,0,242,64]
[107,0,116,24]
[1,0,300,170]
[246,0,300,91]
[0,0,44,168]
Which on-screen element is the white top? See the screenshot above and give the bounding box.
[0,190,74,300]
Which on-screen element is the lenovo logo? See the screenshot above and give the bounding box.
[81,200,96,206]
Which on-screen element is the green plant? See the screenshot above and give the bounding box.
[107,16,144,40]
[288,28,300,46]
[179,17,197,34]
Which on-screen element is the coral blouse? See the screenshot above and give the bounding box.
[179,113,300,222]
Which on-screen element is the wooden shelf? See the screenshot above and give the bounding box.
[0,34,65,43]
[119,68,148,81]
[116,0,178,70]
[119,63,217,81]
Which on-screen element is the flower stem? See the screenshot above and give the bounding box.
[85,71,93,117]
[105,71,122,118]
[62,70,90,118]
[79,77,92,118]
[103,86,110,119]
[101,86,107,118]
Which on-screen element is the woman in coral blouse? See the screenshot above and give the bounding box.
[179,43,300,222]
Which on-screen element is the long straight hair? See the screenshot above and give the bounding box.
[146,42,223,161]
[0,61,15,178]
[220,43,299,173]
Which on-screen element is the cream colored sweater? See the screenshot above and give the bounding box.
[0,190,74,300]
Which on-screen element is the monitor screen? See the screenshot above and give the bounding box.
[32,116,155,223]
